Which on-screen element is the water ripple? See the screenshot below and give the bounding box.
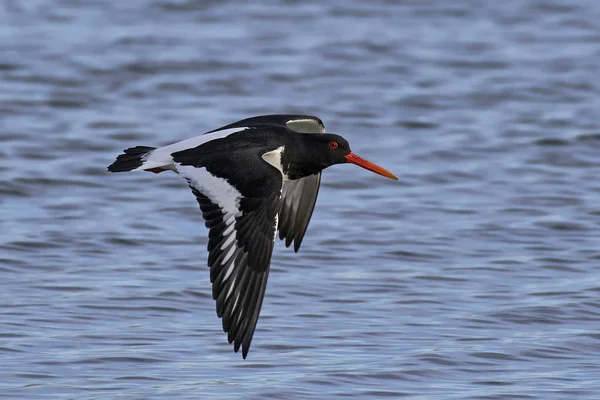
[2,0,600,399]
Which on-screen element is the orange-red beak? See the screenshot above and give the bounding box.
[344,152,398,180]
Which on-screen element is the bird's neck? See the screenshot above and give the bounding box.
[280,136,326,180]
[260,132,325,181]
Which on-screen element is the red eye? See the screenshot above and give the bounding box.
[329,141,339,149]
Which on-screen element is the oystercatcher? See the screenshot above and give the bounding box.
[107,114,397,358]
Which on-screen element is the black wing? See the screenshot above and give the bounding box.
[173,148,282,359]
[278,173,321,251]
[209,114,325,252]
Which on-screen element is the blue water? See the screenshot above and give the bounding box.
[2,0,600,398]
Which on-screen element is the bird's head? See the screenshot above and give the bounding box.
[297,133,398,180]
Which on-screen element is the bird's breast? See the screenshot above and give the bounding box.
[261,146,289,182]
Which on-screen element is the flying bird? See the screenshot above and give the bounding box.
[107,114,397,358]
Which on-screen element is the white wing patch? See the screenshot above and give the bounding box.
[175,164,245,304]
[273,213,279,242]
[135,127,249,172]
[286,119,325,134]
[261,146,288,181]
[176,165,243,221]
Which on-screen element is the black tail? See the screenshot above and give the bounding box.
[107,146,156,173]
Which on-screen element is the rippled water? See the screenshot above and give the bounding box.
[2,0,600,398]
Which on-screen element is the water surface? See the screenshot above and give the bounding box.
[2,0,600,399]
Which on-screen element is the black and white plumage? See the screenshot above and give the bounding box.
[108,114,397,358]
[206,115,325,252]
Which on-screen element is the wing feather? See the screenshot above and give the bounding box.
[179,168,281,359]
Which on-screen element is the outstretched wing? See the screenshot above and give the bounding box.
[209,114,325,252]
[173,152,282,359]
[278,173,321,251]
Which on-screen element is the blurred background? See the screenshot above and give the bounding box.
[2,0,600,399]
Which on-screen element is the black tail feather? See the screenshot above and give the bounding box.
[107,146,156,172]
